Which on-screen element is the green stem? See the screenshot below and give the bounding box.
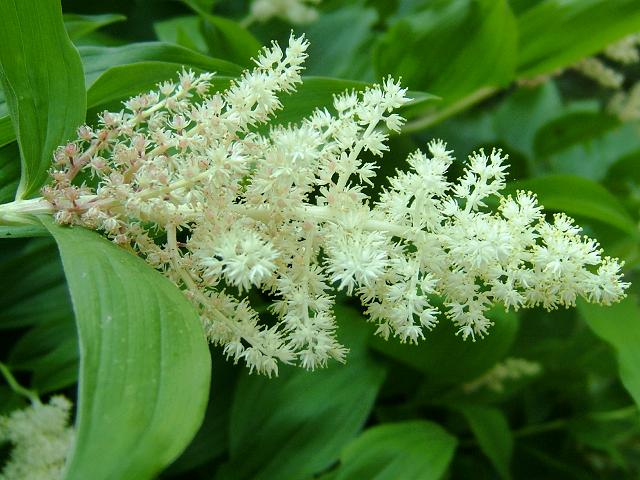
[512,404,638,439]
[0,198,53,224]
[0,361,39,404]
[513,418,568,438]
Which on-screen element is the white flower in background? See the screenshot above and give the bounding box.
[572,32,640,89]
[247,0,321,25]
[604,33,640,65]
[573,56,624,89]
[609,81,640,121]
[463,358,542,393]
[46,35,629,376]
[0,397,74,480]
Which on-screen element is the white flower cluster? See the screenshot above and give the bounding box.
[609,81,640,121]
[45,35,629,376]
[569,33,640,121]
[573,33,640,90]
[463,358,541,393]
[247,0,321,25]
[0,397,74,480]
[573,57,624,89]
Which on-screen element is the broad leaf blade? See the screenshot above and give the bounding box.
[517,0,640,78]
[218,306,387,480]
[42,219,211,480]
[458,405,513,479]
[375,0,517,104]
[80,42,242,86]
[335,421,457,480]
[197,12,261,66]
[154,15,208,53]
[579,296,640,408]
[0,0,86,199]
[64,13,127,41]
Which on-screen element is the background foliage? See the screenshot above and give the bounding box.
[1,0,640,478]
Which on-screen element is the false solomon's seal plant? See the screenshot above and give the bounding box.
[3,35,629,376]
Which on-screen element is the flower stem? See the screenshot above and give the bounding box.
[0,361,39,404]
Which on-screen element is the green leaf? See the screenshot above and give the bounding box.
[517,0,640,77]
[195,8,261,66]
[579,296,640,408]
[80,42,242,86]
[0,238,68,329]
[333,421,457,480]
[42,219,211,480]
[0,224,48,239]
[0,0,86,199]
[304,5,378,80]
[154,15,208,53]
[64,13,127,41]
[534,111,618,160]
[164,349,237,476]
[492,81,563,161]
[9,315,78,393]
[87,64,233,115]
[0,142,20,203]
[504,175,638,237]
[458,405,513,479]
[217,305,386,480]
[541,121,640,182]
[0,87,13,148]
[370,306,519,386]
[375,0,517,104]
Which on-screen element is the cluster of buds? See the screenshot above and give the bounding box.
[45,35,629,376]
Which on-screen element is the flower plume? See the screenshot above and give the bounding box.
[45,35,629,376]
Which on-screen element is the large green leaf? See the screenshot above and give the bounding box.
[197,12,261,66]
[578,296,640,408]
[504,175,638,237]
[458,405,513,479]
[164,349,237,476]
[0,0,86,199]
[0,238,68,330]
[539,120,640,182]
[79,42,242,86]
[0,142,19,203]
[304,5,378,80]
[332,421,457,480]
[216,305,387,480]
[9,315,78,393]
[64,13,126,41]
[0,88,13,149]
[375,0,517,104]
[154,15,208,53]
[517,0,640,77]
[0,237,78,393]
[42,219,211,480]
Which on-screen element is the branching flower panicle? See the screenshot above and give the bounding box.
[45,35,629,376]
